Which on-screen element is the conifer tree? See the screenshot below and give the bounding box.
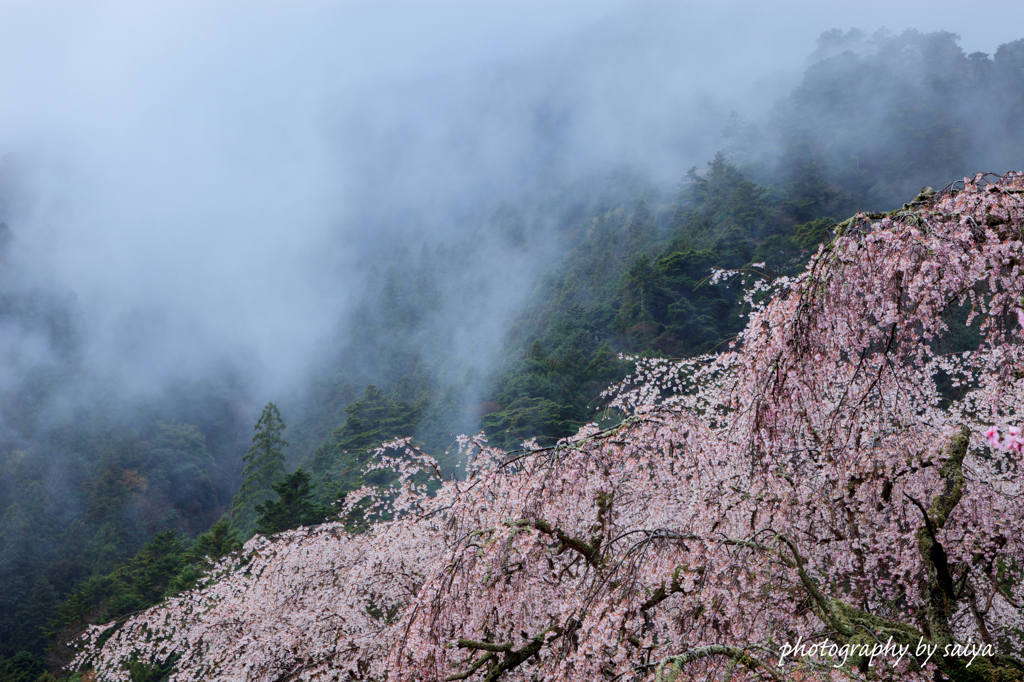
[186,518,241,566]
[230,402,288,538]
[254,469,332,535]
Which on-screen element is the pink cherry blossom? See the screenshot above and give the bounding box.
[985,425,1002,448]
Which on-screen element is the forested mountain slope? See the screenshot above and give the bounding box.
[1,26,1023,682]
[298,30,1024,468]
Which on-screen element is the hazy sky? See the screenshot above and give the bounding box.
[0,0,1021,399]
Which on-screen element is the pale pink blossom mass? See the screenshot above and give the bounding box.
[71,173,1024,680]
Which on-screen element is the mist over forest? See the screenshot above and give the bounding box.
[2,1,1024,679]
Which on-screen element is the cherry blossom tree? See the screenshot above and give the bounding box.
[72,173,1024,681]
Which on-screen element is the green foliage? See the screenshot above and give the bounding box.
[481,155,822,448]
[124,652,178,682]
[230,403,288,538]
[147,423,216,520]
[47,520,243,676]
[186,518,241,565]
[0,412,237,678]
[166,518,241,594]
[676,153,771,242]
[482,397,574,446]
[0,498,59,662]
[50,530,187,630]
[479,200,646,448]
[99,530,186,622]
[304,385,421,501]
[254,469,333,535]
[0,650,45,682]
[770,29,1024,210]
[793,216,836,252]
[626,199,656,253]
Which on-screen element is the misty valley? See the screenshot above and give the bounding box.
[2,11,1024,682]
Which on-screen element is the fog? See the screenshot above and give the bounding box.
[0,0,1022,419]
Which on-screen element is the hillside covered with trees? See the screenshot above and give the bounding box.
[1,25,1023,682]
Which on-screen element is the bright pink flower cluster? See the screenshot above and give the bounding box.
[985,425,1024,451]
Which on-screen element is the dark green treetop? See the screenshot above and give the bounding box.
[230,402,288,538]
[254,468,333,536]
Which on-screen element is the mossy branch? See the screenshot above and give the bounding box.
[455,628,560,682]
[911,426,968,650]
[654,645,782,682]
